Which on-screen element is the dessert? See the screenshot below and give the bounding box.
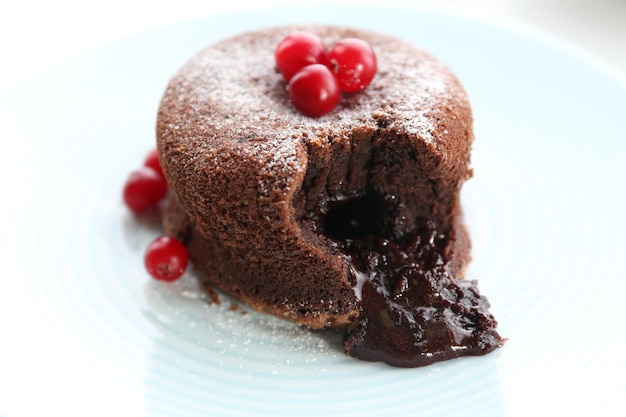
[156,25,503,367]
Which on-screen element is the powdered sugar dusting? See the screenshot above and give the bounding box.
[159,26,470,176]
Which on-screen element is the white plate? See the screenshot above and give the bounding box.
[1,6,625,417]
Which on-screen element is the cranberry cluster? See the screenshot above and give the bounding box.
[123,149,188,282]
[275,31,377,117]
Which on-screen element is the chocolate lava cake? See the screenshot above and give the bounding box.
[157,25,503,367]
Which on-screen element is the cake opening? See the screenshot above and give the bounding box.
[297,136,503,367]
[322,195,385,240]
[295,134,502,366]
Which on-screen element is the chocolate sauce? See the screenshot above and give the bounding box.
[333,217,503,367]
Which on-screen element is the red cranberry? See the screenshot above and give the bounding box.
[288,64,341,117]
[144,236,189,282]
[123,166,167,213]
[144,149,165,179]
[275,31,328,81]
[329,38,377,93]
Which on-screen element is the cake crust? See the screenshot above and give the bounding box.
[158,26,474,328]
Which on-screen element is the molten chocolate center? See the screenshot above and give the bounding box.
[321,194,503,367]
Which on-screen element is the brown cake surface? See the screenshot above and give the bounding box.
[157,25,502,367]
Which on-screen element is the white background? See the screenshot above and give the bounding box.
[1,1,625,416]
[0,0,625,92]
